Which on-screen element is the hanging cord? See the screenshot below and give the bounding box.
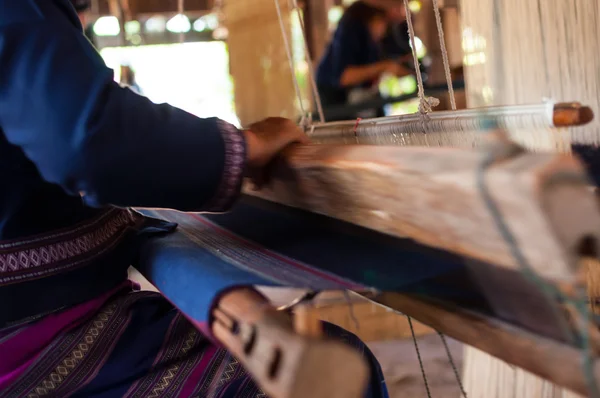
[431,0,456,110]
[289,0,325,124]
[437,332,468,397]
[401,0,438,114]
[408,315,432,398]
[273,0,308,125]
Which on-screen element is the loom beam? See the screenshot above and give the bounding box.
[245,142,600,283]
[308,102,594,147]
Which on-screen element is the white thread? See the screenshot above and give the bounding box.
[431,0,456,110]
[460,0,600,395]
[289,0,325,124]
[273,0,307,119]
[308,103,563,151]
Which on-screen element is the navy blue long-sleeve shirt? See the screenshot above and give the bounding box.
[0,0,246,325]
[0,0,246,239]
[316,17,382,107]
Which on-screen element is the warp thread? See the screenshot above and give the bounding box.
[461,0,600,394]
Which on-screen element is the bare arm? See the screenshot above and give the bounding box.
[340,61,412,87]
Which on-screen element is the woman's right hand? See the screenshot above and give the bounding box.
[243,117,310,188]
[381,60,412,77]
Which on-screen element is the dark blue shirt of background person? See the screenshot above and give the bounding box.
[316,1,409,121]
[382,21,412,59]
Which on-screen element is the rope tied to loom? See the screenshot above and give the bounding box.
[431,0,456,111]
[401,0,440,117]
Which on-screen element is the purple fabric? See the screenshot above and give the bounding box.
[0,281,130,389]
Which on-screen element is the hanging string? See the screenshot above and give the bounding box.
[273,0,308,123]
[437,332,468,397]
[401,0,438,114]
[289,0,325,124]
[431,0,456,110]
[408,315,432,398]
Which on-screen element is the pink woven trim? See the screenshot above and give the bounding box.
[0,209,138,275]
[205,120,246,212]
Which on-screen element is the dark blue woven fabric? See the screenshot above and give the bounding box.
[137,196,484,325]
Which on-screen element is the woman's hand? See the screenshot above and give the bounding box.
[243,117,309,188]
[381,60,412,77]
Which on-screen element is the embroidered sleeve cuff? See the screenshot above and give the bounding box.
[204,120,247,212]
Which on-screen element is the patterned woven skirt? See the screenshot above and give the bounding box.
[0,282,388,398]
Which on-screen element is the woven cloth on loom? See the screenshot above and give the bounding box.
[137,196,489,331]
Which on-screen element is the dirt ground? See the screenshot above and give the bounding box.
[369,335,464,398]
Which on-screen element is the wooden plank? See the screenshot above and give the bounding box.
[253,287,435,341]
[285,290,435,341]
[304,0,333,64]
[368,292,600,397]
[244,143,600,283]
[308,291,434,341]
[93,0,212,17]
[225,0,300,126]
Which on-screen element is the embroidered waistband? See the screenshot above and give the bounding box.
[0,208,142,286]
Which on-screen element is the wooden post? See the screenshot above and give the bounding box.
[293,303,323,338]
[224,0,299,126]
[303,0,332,66]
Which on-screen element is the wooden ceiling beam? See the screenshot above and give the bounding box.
[92,0,213,18]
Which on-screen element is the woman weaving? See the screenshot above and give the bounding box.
[316,0,412,121]
[0,0,388,396]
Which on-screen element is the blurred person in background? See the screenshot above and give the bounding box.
[71,0,97,46]
[316,0,413,121]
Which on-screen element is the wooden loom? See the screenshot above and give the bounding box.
[201,109,600,398]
